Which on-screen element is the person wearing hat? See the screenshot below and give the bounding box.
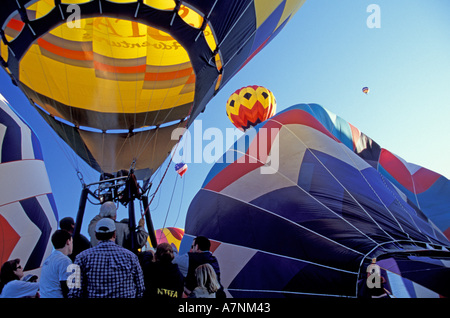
[68,218,145,298]
[88,201,148,250]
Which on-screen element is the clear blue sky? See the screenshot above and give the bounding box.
[1,0,449,237]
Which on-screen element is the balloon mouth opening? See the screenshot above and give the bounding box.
[17,16,197,131]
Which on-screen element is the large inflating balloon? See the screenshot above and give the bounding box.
[0,0,305,180]
[0,94,58,274]
[297,104,450,239]
[183,103,450,298]
[226,85,276,131]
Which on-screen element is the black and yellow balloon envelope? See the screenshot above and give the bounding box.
[0,0,306,179]
[226,85,276,131]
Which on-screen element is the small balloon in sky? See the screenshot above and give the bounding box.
[362,86,370,94]
[175,162,188,177]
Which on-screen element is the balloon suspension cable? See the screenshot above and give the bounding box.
[141,140,176,218]
[141,107,193,218]
[161,174,178,231]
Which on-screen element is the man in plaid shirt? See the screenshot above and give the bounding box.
[68,218,145,298]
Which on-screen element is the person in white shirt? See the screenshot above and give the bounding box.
[0,259,39,298]
[39,229,73,298]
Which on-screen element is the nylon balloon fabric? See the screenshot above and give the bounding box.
[0,0,306,180]
[0,94,58,274]
[183,103,450,298]
[147,227,184,251]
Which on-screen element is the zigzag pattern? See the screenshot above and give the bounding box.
[230,100,266,131]
[226,86,276,130]
[0,95,57,272]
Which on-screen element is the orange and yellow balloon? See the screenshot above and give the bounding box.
[226,85,276,131]
[148,227,184,252]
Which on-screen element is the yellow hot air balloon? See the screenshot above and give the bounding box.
[226,85,276,131]
[0,0,307,250]
[0,0,306,180]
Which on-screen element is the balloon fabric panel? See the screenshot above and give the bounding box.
[0,95,58,273]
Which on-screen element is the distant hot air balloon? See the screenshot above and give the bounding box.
[148,227,185,252]
[175,162,188,177]
[182,103,450,298]
[362,87,370,94]
[226,85,277,131]
[0,0,304,180]
[0,94,58,275]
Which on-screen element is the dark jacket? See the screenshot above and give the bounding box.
[143,261,184,299]
[70,234,91,262]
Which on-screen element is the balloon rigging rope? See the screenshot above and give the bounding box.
[218,117,387,248]
[201,186,366,258]
[184,227,360,276]
[133,29,190,157]
[17,14,192,190]
[16,33,89,179]
[173,175,186,226]
[160,174,178,231]
[91,21,182,175]
[211,116,440,262]
[136,42,196,218]
[304,105,399,241]
[5,8,192,184]
[135,26,168,142]
[305,104,432,243]
[340,144,410,236]
[276,120,397,243]
[140,121,189,219]
[157,166,187,232]
[103,21,135,169]
[132,43,189,163]
[139,70,194,221]
[132,31,166,160]
[95,20,194,185]
[135,0,243,163]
